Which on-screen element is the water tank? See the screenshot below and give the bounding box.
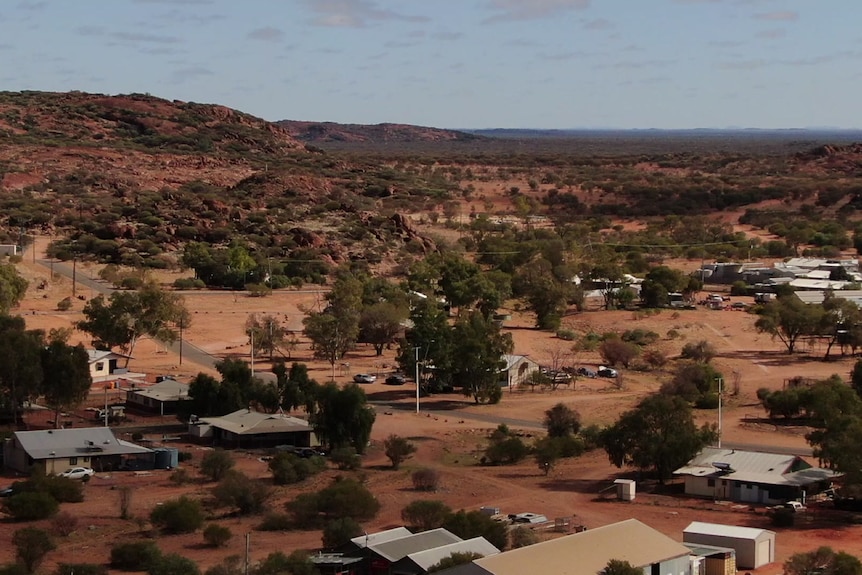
[153,448,179,469]
[614,479,636,501]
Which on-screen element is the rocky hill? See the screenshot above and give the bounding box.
[276,120,483,144]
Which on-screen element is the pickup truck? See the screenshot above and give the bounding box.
[772,501,806,513]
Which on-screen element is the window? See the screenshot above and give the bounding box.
[95,362,104,371]
[69,457,77,465]
[707,479,715,487]
[83,457,90,463]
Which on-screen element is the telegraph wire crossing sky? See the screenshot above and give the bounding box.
[0,0,859,130]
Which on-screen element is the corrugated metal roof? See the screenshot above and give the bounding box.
[474,519,689,575]
[370,528,462,562]
[673,447,840,486]
[129,379,189,401]
[684,521,774,541]
[87,350,130,363]
[200,409,313,436]
[350,527,413,548]
[14,427,152,459]
[404,537,500,570]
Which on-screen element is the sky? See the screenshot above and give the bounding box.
[0,0,860,129]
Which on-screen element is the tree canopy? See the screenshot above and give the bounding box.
[0,264,28,314]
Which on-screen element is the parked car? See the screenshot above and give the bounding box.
[577,367,597,378]
[0,487,14,497]
[59,467,95,480]
[597,366,618,378]
[384,373,407,385]
[353,373,377,384]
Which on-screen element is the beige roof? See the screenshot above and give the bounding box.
[674,447,840,487]
[128,379,189,402]
[474,519,689,575]
[201,409,313,436]
[402,537,500,571]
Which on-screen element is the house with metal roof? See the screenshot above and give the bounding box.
[126,378,190,415]
[189,408,317,449]
[684,521,775,569]
[346,527,414,552]
[362,528,463,575]
[499,354,539,390]
[390,537,500,575]
[435,519,692,575]
[3,427,152,474]
[673,447,839,504]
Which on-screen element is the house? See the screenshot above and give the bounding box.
[360,528,464,575]
[499,355,539,389]
[189,408,318,449]
[435,519,693,575]
[88,350,130,381]
[0,244,19,257]
[390,538,500,575]
[309,553,364,575]
[126,379,190,415]
[673,447,839,505]
[3,427,152,474]
[684,522,775,569]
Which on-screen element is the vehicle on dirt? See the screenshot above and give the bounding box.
[353,373,376,384]
[597,366,618,378]
[577,367,597,378]
[0,487,14,497]
[59,467,95,480]
[384,373,407,385]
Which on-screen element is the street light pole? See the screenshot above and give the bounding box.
[415,346,420,414]
[717,377,724,448]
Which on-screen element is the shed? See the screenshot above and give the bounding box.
[614,478,636,501]
[685,543,736,575]
[683,521,775,569]
[391,537,500,575]
[498,355,539,389]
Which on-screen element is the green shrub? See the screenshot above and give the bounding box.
[412,468,440,491]
[484,437,528,466]
[13,475,83,503]
[149,496,204,534]
[13,527,55,574]
[148,553,200,575]
[329,447,361,470]
[212,471,271,515]
[383,435,417,469]
[257,512,293,531]
[401,500,451,532]
[268,453,326,485]
[56,297,72,311]
[51,511,79,536]
[200,449,235,482]
[3,491,59,521]
[203,524,232,548]
[321,517,362,550]
[110,541,163,571]
[173,278,205,290]
[555,329,576,341]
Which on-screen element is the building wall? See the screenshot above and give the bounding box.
[0,245,19,256]
[657,555,694,575]
[684,476,784,505]
[683,533,773,570]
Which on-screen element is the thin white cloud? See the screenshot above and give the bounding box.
[583,18,612,30]
[304,0,428,28]
[113,31,182,44]
[484,0,590,23]
[247,27,284,42]
[754,11,798,21]
[756,28,785,39]
[15,1,48,10]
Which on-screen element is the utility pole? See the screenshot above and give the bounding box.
[415,346,420,414]
[104,386,109,428]
[250,329,255,377]
[72,257,77,297]
[245,533,250,575]
[717,377,723,448]
[179,320,184,365]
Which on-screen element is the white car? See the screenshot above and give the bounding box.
[59,467,95,480]
[353,373,377,384]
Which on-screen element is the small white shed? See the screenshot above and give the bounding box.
[683,521,775,570]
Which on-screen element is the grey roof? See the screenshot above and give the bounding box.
[684,521,774,541]
[370,528,463,562]
[87,349,130,363]
[350,527,413,549]
[674,447,840,486]
[402,537,500,571]
[129,379,190,402]
[796,290,862,307]
[14,427,152,459]
[200,409,313,436]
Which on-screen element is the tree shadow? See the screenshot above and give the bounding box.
[536,477,612,494]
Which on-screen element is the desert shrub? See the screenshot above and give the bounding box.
[661,362,722,405]
[443,510,508,550]
[55,564,106,575]
[555,329,576,341]
[321,517,362,550]
[203,524,232,548]
[771,506,795,527]
[666,329,681,339]
[621,328,659,347]
[510,526,539,549]
[3,491,59,521]
[56,297,72,311]
[695,392,720,410]
[383,435,417,469]
[148,553,200,575]
[548,434,586,457]
[268,453,326,485]
[177,451,193,463]
[484,426,529,466]
[253,551,316,575]
[641,348,668,369]
[544,403,581,437]
[680,340,717,363]
[119,276,144,290]
[257,512,293,532]
[111,541,163,571]
[170,468,191,485]
[150,496,204,534]
[212,471,271,515]
[14,475,83,503]
[203,557,243,575]
[756,387,772,403]
[315,478,380,521]
[730,281,749,296]
[173,278,206,290]
[579,424,604,450]
[329,447,361,470]
[51,511,78,537]
[401,500,451,532]
[411,468,440,491]
[13,527,56,574]
[599,339,639,368]
[200,449,235,482]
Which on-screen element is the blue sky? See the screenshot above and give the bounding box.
[0,0,859,129]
